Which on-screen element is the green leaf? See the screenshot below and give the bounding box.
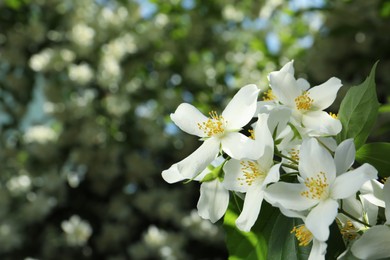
[224,198,274,260]
[267,215,311,260]
[356,142,390,177]
[224,198,312,260]
[336,62,380,149]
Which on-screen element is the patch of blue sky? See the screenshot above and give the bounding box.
[298,35,314,48]
[224,73,235,88]
[181,90,194,103]
[181,0,195,10]
[266,32,281,54]
[164,122,179,135]
[135,0,157,19]
[289,0,325,11]
[20,74,52,131]
[242,17,268,30]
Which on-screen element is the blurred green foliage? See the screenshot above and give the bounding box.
[0,0,388,259]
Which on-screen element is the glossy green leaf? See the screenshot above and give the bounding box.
[356,142,390,177]
[337,62,380,149]
[224,197,313,260]
[267,214,311,260]
[224,198,273,260]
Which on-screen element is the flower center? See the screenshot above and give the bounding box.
[238,161,265,186]
[248,129,255,140]
[340,219,359,241]
[262,89,276,101]
[329,112,338,119]
[301,172,329,200]
[291,225,313,246]
[295,92,313,111]
[197,111,226,137]
[288,148,300,162]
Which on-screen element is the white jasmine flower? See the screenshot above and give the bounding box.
[69,23,95,47]
[263,60,343,136]
[265,138,377,241]
[163,156,229,223]
[279,208,327,260]
[61,215,92,246]
[350,180,390,259]
[351,225,390,259]
[162,84,260,181]
[68,63,94,85]
[222,113,281,232]
[6,175,31,194]
[24,125,58,144]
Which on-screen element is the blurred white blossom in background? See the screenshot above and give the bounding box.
[61,215,93,247]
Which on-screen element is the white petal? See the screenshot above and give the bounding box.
[360,196,379,226]
[268,69,300,107]
[222,159,249,193]
[236,187,264,232]
[308,77,342,110]
[334,139,356,175]
[162,164,185,184]
[194,156,225,181]
[264,182,318,211]
[299,138,336,183]
[302,111,342,136]
[170,103,208,137]
[279,60,295,74]
[308,239,327,260]
[279,207,307,219]
[317,137,338,152]
[305,199,339,241]
[197,180,230,223]
[254,113,274,165]
[173,138,220,179]
[360,179,385,208]
[221,132,261,160]
[266,106,292,138]
[341,196,363,220]
[262,163,281,187]
[331,163,378,199]
[384,180,390,224]
[222,84,260,130]
[351,225,390,259]
[297,78,310,91]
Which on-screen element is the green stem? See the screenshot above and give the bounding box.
[338,208,372,227]
[281,163,299,171]
[275,151,299,165]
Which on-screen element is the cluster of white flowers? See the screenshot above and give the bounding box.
[61,215,93,247]
[162,60,387,259]
[23,125,58,144]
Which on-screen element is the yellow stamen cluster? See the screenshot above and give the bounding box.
[238,161,264,186]
[288,148,300,162]
[248,129,255,140]
[197,111,226,137]
[295,92,313,111]
[340,220,359,241]
[262,89,276,101]
[329,112,338,119]
[301,172,329,200]
[291,225,313,246]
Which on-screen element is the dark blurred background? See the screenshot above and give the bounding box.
[0,0,389,259]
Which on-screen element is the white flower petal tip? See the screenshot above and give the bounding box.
[222,84,260,130]
[351,225,390,260]
[162,165,184,184]
[334,138,356,175]
[197,180,229,223]
[170,103,207,137]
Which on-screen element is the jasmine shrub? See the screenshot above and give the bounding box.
[162,61,390,260]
